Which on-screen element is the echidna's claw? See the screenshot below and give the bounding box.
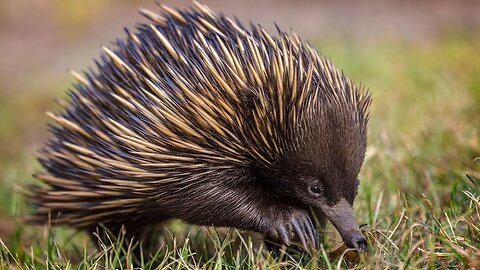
[291,212,318,251]
[303,214,318,250]
[277,224,290,246]
[291,216,308,249]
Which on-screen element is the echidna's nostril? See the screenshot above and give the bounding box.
[351,234,367,251]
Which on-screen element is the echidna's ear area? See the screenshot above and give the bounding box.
[24,2,371,227]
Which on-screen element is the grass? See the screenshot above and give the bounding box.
[0,31,479,269]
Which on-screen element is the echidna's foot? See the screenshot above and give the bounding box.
[267,208,318,251]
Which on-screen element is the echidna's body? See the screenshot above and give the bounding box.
[26,2,371,250]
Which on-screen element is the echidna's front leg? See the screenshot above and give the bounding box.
[177,184,318,251]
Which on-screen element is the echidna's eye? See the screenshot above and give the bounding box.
[310,185,322,194]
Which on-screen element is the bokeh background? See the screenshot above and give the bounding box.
[1,0,480,266]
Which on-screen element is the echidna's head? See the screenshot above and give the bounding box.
[251,62,371,249]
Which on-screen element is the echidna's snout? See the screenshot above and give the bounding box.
[317,199,367,251]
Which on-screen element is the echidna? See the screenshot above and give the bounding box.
[25,1,371,251]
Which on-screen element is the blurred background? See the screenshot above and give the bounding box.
[0,0,479,258]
